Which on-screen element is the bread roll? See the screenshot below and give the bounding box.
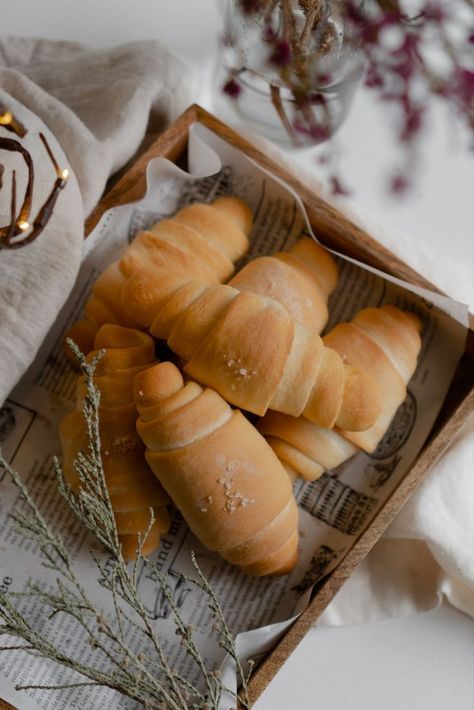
[259,305,422,480]
[325,304,422,451]
[66,197,252,356]
[118,233,376,431]
[260,411,358,481]
[134,362,299,576]
[229,237,338,332]
[59,325,170,559]
[140,280,381,431]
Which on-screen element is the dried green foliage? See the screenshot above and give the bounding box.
[0,341,253,709]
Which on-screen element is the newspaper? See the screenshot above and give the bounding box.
[0,123,468,710]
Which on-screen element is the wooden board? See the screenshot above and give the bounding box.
[2,105,473,710]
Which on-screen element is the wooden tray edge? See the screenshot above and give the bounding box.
[2,104,472,710]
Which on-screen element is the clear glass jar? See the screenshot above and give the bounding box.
[221,1,364,148]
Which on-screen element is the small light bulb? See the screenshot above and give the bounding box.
[18,221,29,232]
[60,168,69,180]
[0,111,12,125]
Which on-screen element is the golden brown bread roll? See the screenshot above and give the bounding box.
[324,304,422,451]
[228,237,338,333]
[59,324,170,559]
[66,197,252,355]
[260,412,359,481]
[259,305,422,480]
[134,362,299,576]
[132,278,381,431]
[116,232,376,431]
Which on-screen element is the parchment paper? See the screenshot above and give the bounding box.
[0,123,467,710]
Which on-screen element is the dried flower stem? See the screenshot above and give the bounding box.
[0,341,254,709]
[299,0,323,54]
[270,84,301,143]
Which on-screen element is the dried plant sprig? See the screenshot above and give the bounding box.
[185,553,254,706]
[0,340,253,709]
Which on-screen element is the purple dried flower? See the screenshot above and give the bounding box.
[394,60,414,82]
[360,21,381,45]
[422,1,445,22]
[390,35,419,82]
[344,0,365,26]
[359,12,401,47]
[222,78,241,99]
[329,175,350,196]
[314,72,333,87]
[269,40,292,67]
[390,174,410,195]
[262,24,276,43]
[293,117,330,143]
[310,124,331,142]
[401,107,424,142]
[310,93,328,107]
[365,65,384,88]
[453,68,474,111]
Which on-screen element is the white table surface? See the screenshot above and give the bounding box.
[2,1,473,709]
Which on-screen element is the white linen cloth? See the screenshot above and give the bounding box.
[0,37,471,629]
[0,38,195,404]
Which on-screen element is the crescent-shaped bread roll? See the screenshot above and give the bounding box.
[66,197,252,356]
[229,237,338,333]
[118,232,376,431]
[134,362,299,576]
[259,305,422,480]
[260,411,359,481]
[134,278,381,431]
[59,325,170,559]
[324,304,422,450]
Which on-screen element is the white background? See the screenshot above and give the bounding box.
[1,1,473,709]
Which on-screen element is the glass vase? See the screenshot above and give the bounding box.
[221,1,364,148]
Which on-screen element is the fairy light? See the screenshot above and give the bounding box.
[1,116,69,249]
[0,104,27,138]
[0,111,13,126]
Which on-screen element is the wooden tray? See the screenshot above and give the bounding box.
[2,105,473,710]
